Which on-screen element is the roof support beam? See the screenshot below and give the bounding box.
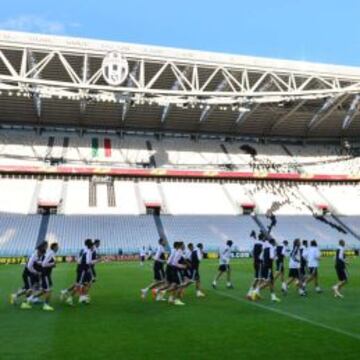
[235,104,259,125]
[2,40,360,114]
[269,100,307,133]
[235,80,273,126]
[342,94,360,130]
[0,50,18,77]
[28,50,42,119]
[307,97,337,129]
[199,79,227,122]
[307,95,350,131]
[79,55,89,114]
[122,63,140,121]
[161,67,190,123]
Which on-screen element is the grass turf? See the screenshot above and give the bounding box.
[0,258,359,360]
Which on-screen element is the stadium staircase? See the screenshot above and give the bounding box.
[281,144,302,173]
[107,182,116,207]
[45,136,55,158]
[36,213,51,246]
[153,214,167,241]
[29,180,41,213]
[312,186,360,240]
[221,183,241,214]
[157,183,169,214]
[252,214,267,233]
[220,144,235,170]
[89,181,97,207]
[58,180,68,213]
[134,180,145,213]
[146,140,156,168]
[331,215,360,241]
[61,137,69,160]
[314,215,347,234]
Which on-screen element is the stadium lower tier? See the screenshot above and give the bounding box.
[1,179,360,216]
[0,214,358,256]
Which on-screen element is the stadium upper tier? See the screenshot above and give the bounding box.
[0,130,359,175]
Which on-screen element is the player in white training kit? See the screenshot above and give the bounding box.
[139,246,147,266]
[191,243,206,297]
[141,238,168,299]
[332,239,348,298]
[283,239,306,296]
[10,242,48,309]
[246,231,264,300]
[251,238,281,302]
[167,241,187,305]
[38,242,59,311]
[155,241,187,305]
[212,240,234,289]
[60,239,95,305]
[305,240,322,293]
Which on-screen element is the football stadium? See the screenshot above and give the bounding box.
[0,21,360,360]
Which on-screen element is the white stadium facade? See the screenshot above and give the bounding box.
[0,30,359,257]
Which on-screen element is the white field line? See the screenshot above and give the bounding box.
[215,290,360,341]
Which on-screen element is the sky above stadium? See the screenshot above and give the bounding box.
[0,0,359,67]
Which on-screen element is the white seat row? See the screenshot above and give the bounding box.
[1,130,360,174]
[0,213,358,256]
[259,215,359,249]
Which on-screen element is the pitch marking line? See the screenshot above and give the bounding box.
[215,290,360,341]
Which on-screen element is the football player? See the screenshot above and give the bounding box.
[212,240,234,289]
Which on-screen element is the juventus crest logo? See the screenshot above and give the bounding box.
[102,51,129,86]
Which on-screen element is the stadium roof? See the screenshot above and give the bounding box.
[0,30,360,138]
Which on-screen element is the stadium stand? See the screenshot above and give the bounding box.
[161,215,258,251]
[0,214,42,256]
[259,215,359,249]
[0,176,359,255]
[161,182,236,215]
[0,31,359,257]
[46,215,159,255]
[0,130,360,174]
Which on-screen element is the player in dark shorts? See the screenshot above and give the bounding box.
[212,240,234,289]
[305,240,322,293]
[246,231,264,300]
[60,239,94,305]
[251,238,280,302]
[191,243,205,297]
[39,242,59,311]
[90,239,101,283]
[300,240,309,286]
[155,241,183,302]
[141,238,167,299]
[10,241,47,309]
[332,239,348,298]
[139,246,147,266]
[274,240,288,292]
[177,243,205,298]
[165,241,187,305]
[284,239,306,296]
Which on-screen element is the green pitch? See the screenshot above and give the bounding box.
[0,258,359,360]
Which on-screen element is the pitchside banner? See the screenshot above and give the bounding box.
[204,250,358,260]
[207,251,251,259]
[321,250,358,257]
[0,255,139,265]
[0,250,358,265]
